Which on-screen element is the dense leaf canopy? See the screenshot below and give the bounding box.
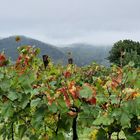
[108,39,140,67]
[0,46,140,140]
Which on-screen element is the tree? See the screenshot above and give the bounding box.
[108,39,140,67]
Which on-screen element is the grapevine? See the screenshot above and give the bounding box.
[0,46,140,140]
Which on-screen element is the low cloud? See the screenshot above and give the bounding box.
[0,0,140,45]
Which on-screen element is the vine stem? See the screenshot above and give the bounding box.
[72,115,78,140]
[108,132,112,140]
[55,113,60,135]
[11,122,14,140]
[117,131,120,140]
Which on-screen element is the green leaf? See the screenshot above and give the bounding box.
[109,95,119,104]
[30,89,39,96]
[74,99,82,108]
[57,115,72,132]
[51,133,65,140]
[19,74,34,93]
[48,102,58,113]
[134,79,140,88]
[1,102,14,118]
[125,135,136,140]
[32,105,47,129]
[29,135,38,140]
[31,98,41,108]
[134,97,140,115]
[18,125,27,139]
[96,128,108,140]
[7,91,18,101]
[79,85,93,98]
[0,73,4,79]
[50,81,57,87]
[20,94,29,109]
[96,94,108,104]
[120,112,131,128]
[111,108,122,119]
[134,132,140,140]
[57,98,68,114]
[0,78,11,91]
[93,116,113,126]
[129,61,135,67]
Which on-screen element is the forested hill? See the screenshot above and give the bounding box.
[0,36,66,63]
[59,43,111,66]
[0,36,112,66]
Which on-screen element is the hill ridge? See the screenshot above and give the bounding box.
[0,35,66,63]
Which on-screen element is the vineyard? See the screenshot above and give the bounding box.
[0,46,140,140]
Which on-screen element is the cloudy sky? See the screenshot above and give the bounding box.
[0,0,140,45]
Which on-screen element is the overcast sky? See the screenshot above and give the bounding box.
[0,0,140,45]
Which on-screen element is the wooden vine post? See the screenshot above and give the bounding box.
[68,52,73,64]
[42,55,49,69]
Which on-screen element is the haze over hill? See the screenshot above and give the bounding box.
[0,36,112,66]
[60,43,111,66]
[0,36,66,64]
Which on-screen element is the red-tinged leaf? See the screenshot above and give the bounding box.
[69,82,80,99]
[67,110,77,117]
[58,87,71,107]
[70,90,77,99]
[47,94,55,105]
[63,92,71,107]
[88,97,96,105]
[111,69,123,89]
[0,53,7,66]
[63,71,71,78]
